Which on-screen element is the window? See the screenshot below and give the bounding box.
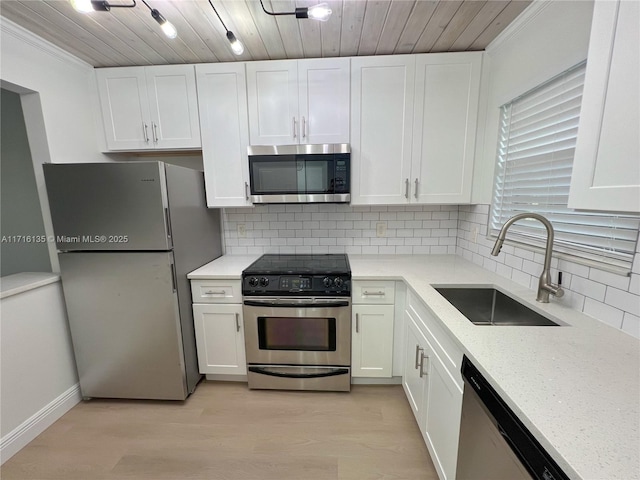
[490,62,639,273]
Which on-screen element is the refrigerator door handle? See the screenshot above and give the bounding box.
[164,207,173,245]
[170,262,178,292]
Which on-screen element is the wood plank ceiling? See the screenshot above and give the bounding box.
[0,0,532,67]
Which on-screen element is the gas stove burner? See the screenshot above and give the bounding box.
[242,254,351,297]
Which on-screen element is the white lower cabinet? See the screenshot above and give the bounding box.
[403,294,463,480]
[352,280,395,378]
[192,303,246,375]
[352,304,395,377]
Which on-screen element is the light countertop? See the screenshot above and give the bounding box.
[188,254,640,480]
[0,272,61,299]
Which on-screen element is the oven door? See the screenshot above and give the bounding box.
[243,297,351,367]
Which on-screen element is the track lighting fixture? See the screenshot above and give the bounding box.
[70,0,134,13]
[141,0,177,39]
[69,0,177,39]
[208,0,245,56]
[258,0,332,22]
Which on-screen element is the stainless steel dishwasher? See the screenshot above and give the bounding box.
[456,356,569,480]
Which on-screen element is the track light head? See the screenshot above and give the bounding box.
[150,8,177,39]
[226,31,245,56]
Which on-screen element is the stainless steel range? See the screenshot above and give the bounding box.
[242,254,352,392]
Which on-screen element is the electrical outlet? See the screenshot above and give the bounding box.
[237,224,247,238]
[376,222,387,238]
[472,227,479,243]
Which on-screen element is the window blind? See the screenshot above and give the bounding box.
[490,62,639,272]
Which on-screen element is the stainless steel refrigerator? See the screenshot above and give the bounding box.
[43,162,222,400]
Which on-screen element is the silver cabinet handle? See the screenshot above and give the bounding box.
[414,178,419,199]
[419,352,429,378]
[143,123,149,143]
[245,182,250,201]
[414,345,423,369]
[152,122,159,143]
[302,116,306,138]
[355,313,360,333]
[293,117,297,139]
[405,178,410,199]
[205,290,226,295]
[235,313,241,332]
[362,290,385,296]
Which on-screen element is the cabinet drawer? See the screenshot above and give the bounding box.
[407,289,463,387]
[191,280,242,303]
[352,280,396,304]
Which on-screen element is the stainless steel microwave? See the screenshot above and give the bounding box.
[247,144,350,204]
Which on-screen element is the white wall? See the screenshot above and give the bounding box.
[0,19,105,166]
[0,280,80,463]
[0,19,101,463]
[471,0,595,203]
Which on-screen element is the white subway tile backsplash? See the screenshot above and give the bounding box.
[583,298,624,329]
[605,287,640,317]
[621,313,640,338]
[570,276,606,302]
[588,268,631,291]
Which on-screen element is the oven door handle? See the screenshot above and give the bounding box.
[243,300,350,308]
[248,366,349,379]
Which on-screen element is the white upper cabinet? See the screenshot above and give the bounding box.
[96,65,201,151]
[412,53,482,204]
[246,58,350,145]
[298,59,350,144]
[351,55,415,205]
[350,53,482,205]
[196,63,252,208]
[568,0,640,212]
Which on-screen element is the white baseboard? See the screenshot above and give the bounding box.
[0,383,81,465]
[352,376,403,385]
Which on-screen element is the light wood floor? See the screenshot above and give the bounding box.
[2,382,438,480]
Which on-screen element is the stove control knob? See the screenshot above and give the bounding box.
[334,277,344,288]
[323,277,333,288]
[248,277,259,287]
[260,277,269,287]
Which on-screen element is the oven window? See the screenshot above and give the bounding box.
[258,316,337,351]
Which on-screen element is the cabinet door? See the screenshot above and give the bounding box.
[411,52,482,204]
[402,310,428,424]
[247,60,299,145]
[146,65,201,149]
[352,304,394,378]
[568,0,640,212]
[193,304,246,375]
[422,349,464,480]
[298,58,350,144]
[351,56,414,204]
[196,63,252,207]
[96,67,151,151]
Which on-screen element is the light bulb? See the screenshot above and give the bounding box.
[307,3,331,21]
[161,20,177,39]
[70,0,94,13]
[226,31,244,56]
[150,9,177,39]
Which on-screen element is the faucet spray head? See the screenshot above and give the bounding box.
[491,238,504,256]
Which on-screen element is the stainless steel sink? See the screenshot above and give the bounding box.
[435,287,561,326]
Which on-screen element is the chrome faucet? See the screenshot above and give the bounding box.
[491,213,564,303]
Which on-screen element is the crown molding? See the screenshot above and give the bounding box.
[0,17,93,72]
[485,0,553,55]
